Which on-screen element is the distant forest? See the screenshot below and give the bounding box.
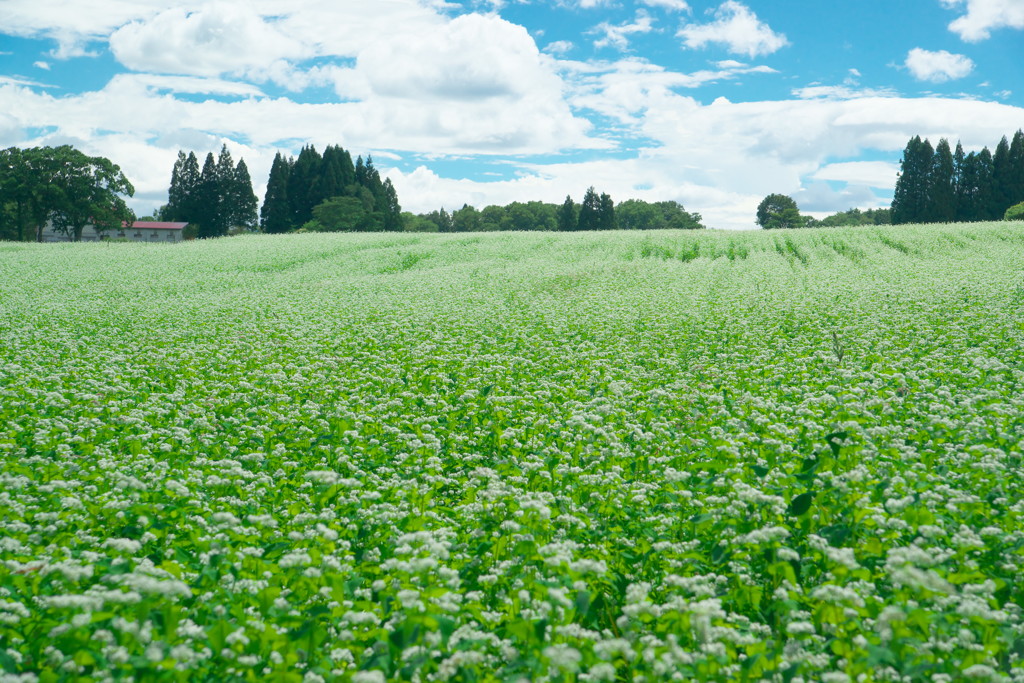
[891,130,1024,224]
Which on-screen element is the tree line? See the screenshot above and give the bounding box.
[262,145,402,234]
[160,146,258,238]
[892,130,1024,224]
[407,188,704,233]
[0,146,135,242]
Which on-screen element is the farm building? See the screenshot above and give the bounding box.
[41,221,190,243]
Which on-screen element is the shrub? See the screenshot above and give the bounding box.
[1005,201,1024,222]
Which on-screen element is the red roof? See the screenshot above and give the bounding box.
[123,221,188,230]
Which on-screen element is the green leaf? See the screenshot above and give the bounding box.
[788,492,814,516]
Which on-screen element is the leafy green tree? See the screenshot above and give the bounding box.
[930,138,956,222]
[0,147,47,241]
[557,195,577,232]
[47,146,135,241]
[500,202,536,231]
[577,187,601,231]
[261,153,292,234]
[309,196,374,232]
[479,205,505,231]
[452,204,481,233]
[1006,201,1024,221]
[756,194,804,229]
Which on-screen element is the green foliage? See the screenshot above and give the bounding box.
[756,194,805,229]
[616,199,704,230]
[557,195,577,232]
[807,207,891,228]
[1005,201,1024,221]
[894,130,1024,224]
[259,146,400,234]
[0,145,135,241]
[167,146,257,238]
[2,223,1023,681]
[577,186,602,231]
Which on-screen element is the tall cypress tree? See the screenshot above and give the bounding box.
[167,151,188,221]
[953,142,967,222]
[261,152,292,234]
[578,187,601,231]
[320,145,347,199]
[975,147,996,221]
[1008,129,1024,209]
[930,138,955,223]
[991,136,1012,219]
[180,152,201,226]
[229,159,258,232]
[557,195,577,232]
[598,192,616,230]
[212,145,236,236]
[381,178,402,232]
[195,153,220,238]
[892,136,933,224]
[289,145,322,227]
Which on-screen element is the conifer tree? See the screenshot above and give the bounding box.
[953,142,967,222]
[557,195,577,232]
[229,159,258,232]
[1008,129,1024,209]
[930,138,955,223]
[381,178,402,232]
[167,151,188,222]
[319,145,347,199]
[991,135,1012,219]
[181,152,201,225]
[975,147,995,220]
[195,153,219,238]
[261,152,292,234]
[578,187,601,231]
[598,192,616,230]
[289,145,322,227]
[892,136,933,224]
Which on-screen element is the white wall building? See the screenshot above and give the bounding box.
[42,221,189,243]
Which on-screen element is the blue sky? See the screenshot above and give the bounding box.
[1,0,1022,228]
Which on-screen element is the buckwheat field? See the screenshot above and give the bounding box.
[2,224,1023,683]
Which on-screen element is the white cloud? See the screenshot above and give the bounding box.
[812,161,900,188]
[109,3,309,77]
[640,0,690,10]
[942,0,1024,41]
[678,1,788,58]
[33,61,51,70]
[591,11,656,51]
[793,84,898,100]
[544,40,575,55]
[904,48,974,82]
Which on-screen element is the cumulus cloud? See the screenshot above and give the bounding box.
[904,48,974,82]
[110,3,309,77]
[942,0,1024,41]
[678,1,788,58]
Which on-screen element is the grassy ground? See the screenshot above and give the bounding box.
[1,223,1023,681]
